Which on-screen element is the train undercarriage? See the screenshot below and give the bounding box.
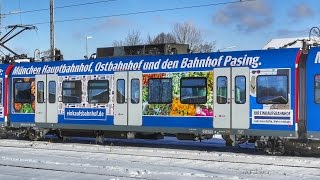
[1,126,320,156]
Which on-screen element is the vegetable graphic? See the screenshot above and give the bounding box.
[21,103,34,113]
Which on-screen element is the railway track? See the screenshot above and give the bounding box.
[0,139,319,171]
[0,163,149,180]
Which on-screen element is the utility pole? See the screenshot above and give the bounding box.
[50,0,55,60]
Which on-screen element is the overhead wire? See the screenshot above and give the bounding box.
[2,0,121,16]
[26,0,257,25]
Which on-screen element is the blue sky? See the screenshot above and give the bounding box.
[1,0,319,59]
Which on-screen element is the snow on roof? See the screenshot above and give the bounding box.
[263,37,308,49]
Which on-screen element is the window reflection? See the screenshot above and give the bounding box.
[117,79,125,104]
[131,79,140,104]
[148,78,172,104]
[48,81,56,103]
[88,80,109,104]
[15,82,32,103]
[257,75,288,104]
[37,81,44,103]
[62,81,82,103]
[235,76,246,104]
[217,76,227,104]
[181,78,207,104]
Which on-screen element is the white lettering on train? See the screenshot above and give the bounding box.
[12,55,263,75]
[95,60,144,71]
[315,52,320,64]
[181,55,261,69]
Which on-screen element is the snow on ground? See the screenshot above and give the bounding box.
[0,137,319,180]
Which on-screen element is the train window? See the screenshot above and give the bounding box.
[217,76,227,104]
[131,79,140,104]
[62,80,82,103]
[180,77,207,104]
[88,80,109,104]
[48,81,56,103]
[235,76,246,104]
[148,78,172,104]
[14,82,32,103]
[37,81,44,103]
[315,75,320,104]
[257,75,288,104]
[117,79,125,104]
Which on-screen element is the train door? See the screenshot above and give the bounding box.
[35,74,58,124]
[114,71,142,126]
[214,67,249,129]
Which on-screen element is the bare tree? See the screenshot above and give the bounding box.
[113,30,143,46]
[193,41,216,53]
[112,40,125,47]
[147,32,176,44]
[172,22,202,51]
[112,23,215,53]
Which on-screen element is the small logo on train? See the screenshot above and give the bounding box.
[315,52,320,64]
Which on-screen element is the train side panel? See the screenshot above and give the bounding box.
[8,48,300,137]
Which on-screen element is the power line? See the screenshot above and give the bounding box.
[29,0,256,25]
[3,0,120,15]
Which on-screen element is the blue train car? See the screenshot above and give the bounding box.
[306,47,320,139]
[0,64,11,127]
[6,47,305,141]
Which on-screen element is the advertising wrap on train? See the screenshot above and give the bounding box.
[11,54,262,75]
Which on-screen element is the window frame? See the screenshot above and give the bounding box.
[148,78,173,104]
[315,74,320,104]
[87,79,109,104]
[234,75,246,104]
[256,75,289,104]
[180,77,207,104]
[14,81,32,103]
[62,80,82,104]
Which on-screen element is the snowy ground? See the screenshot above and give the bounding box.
[0,136,319,180]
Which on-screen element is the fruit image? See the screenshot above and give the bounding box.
[32,100,35,111]
[31,81,36,95]
[14,103,22,111]
[24,78,30,82]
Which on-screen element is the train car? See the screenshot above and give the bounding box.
[0,64,11,127]
[306,47,320,139]
[5,47,308,143]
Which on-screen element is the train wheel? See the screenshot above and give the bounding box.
[0,128,8,139]
[27,129,41,141]
[95,131,105,145]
